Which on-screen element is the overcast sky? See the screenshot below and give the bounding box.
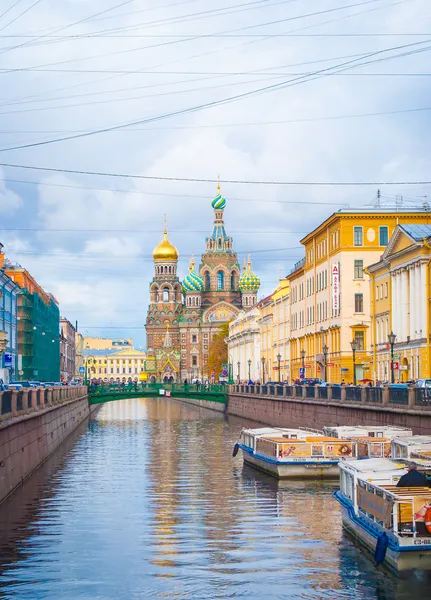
[0,0,430,347]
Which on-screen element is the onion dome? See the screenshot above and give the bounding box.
[153,218,178,261]
[239,257,260,292]
[182,257,204,293]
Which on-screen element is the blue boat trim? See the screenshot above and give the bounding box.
[239,444,338,466]
[332,490,431,553]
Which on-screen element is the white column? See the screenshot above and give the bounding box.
[391,272,398,339]
[415,263,421,338]
[401,268,408,342]
[410,265,416,339]
[420,262,427,337]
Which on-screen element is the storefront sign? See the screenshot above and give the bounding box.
[377,343,389,351]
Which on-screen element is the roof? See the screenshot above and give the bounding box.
[399,224,431,241]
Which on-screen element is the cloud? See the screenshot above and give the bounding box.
[1,0,430,346]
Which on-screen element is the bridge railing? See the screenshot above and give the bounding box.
[228,383,431,411]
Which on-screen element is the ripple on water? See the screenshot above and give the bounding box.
[0,398,430,599]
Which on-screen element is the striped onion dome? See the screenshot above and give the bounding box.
[182,258,204,293]
[239,257,260,292]
[211,192,227,210]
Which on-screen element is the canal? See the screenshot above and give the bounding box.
[0,398,429,599]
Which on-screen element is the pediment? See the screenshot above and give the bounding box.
[382,226,418,260]
[202,301,239,324]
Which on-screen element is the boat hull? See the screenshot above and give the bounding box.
[241,449,339,479]
[335,496,431,571]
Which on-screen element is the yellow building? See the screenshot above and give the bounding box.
[287,209,431,383]
[271,278,290,382]
[368,224,431,382]
[84,347,147,380]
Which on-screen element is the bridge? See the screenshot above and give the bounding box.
[88,383,227,405]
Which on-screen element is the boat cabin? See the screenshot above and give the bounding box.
[324,426,412,439]
[256,435,356,461]
[240,428,322,453]
[391,436,431,460]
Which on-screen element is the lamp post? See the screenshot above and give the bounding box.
[388,331,396,384]
[277,353,281,383]
[248,359,252,382]
[350,340,357,386]
[261,357,266,384]
[237,361,240,383]
[300,349,306,380]
[322,344,328,383]
[84,355,95,386]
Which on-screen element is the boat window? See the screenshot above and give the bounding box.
[376,432,383,438]
[358,480,366,489]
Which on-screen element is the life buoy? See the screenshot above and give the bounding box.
[232,443,240,457]
[339,445,351,456]
[425,508,431,534]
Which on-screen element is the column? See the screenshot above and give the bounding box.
[401,268,408,342]
[420,262,427,338]
[391,272,398,339]
[410,265,416,339]
[415,263,421,337]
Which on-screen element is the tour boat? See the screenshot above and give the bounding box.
[323,426,412,459]
[391,435,431,460]
[234,427,356,479]
[334,457,431,571]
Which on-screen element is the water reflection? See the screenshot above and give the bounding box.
[0,398,428,599]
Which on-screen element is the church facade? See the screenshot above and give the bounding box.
[145,188,260,382]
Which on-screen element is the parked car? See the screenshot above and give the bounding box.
[28,381,42,388]
[416,379,431,388]
[8,383,23,390]
[319,382,341,387]
[302,378,322,386]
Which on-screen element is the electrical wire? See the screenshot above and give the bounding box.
[1,161,430,187]
[0,37,429,153]
[0,0,45,34]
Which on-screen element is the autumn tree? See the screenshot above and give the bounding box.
[208,322,230,381]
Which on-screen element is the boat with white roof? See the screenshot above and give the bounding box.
[333,457,431,571]
[323,426,413,459]
[391,435,431,460]
[234,427,356,479]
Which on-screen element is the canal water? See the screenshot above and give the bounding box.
[0,399,429,599]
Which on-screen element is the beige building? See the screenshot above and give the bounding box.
[286,208,431,383]
[256,294,274,383]
[227,306,261,382]
[368,224,431,382]
[75,332,84,377]
[271,279,290,382]
[84,347,147,380]
[83,337,133,351]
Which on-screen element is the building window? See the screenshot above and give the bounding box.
[231,271,235,289]
[354,331,365,351]
[354,260,363,279]
[217,271,224,290]
[192,334,197,343]
[205,272,210,291]
[379,226,389,246]
[354,293,363,313]
[192,356,197,366]
[163,289,169,302]
[385,282,388,297]
[354,226,363,246]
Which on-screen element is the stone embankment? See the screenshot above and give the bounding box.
[228,384,431,434]
[0,386,91,504]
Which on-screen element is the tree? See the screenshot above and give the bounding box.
[208,322,229,381]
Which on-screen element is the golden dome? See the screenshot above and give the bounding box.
[153,227,178,261]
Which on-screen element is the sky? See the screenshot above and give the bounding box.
[0,0,430,348]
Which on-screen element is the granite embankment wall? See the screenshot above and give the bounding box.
[173,396,226,413]
[0,386,93,504]
[228,390,431,435]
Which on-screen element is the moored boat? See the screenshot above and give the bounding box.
[391,435,431,460]
[323,426,412,459]
[236,427,356,479]
[334,457,431,571]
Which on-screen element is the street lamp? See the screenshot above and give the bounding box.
[261,357,266,384]
[277,353,281,383]
[350,340,357,386]
[322,344,328,383]
[84,355,95,386]
[248,359,252,382]
[237,361,240,383]
[388,331,396,384]
[300,349,306,380]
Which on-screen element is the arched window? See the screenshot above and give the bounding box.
[231,271,235,290]
[217,271,224,290]
[163,289,169,302]
[218,239,222,249]
[205,272,211,291]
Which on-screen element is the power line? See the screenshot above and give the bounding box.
[0,0,27,22]
[0,37,429,153]
[1,162,431,187]
[0,0,45,34]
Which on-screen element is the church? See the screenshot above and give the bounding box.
[145,186,260,382]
